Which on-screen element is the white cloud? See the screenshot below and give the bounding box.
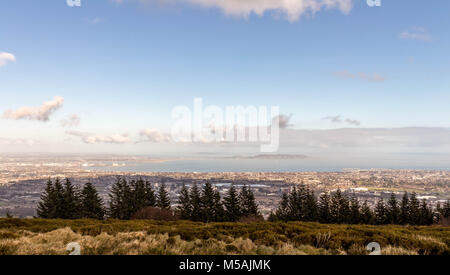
[334,70,385,82]
[139,128,172,142]
[0,137,36,146]
[65,131,131,144]
[120,0,354,22]
[399,27,432,42]
[322,115,342,123]
[0,52,16,67]
[322,115,361,126]
[345,118,360,126]
[61,114,81,128]
[2,96,64,122]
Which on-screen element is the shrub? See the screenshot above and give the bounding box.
[132,207,179,221]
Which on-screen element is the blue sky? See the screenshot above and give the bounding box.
[0,0,449,156]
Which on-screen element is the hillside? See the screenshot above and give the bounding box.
[0,219,448,255]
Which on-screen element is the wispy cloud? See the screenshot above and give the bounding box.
[322,115,361,126]
[0,137,36,146]
[65,131,131,144]
[117,0,354,22]
[334,70,385,82]
[2,96,64,122]
[84,17,104,25]
[61,114,81,128]
[139,128,171,143]
[399,27,432,42]
[0,52,16,67]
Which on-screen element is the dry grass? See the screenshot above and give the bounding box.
[0,218,448,255]
[0,228,333,255]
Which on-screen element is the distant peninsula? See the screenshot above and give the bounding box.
[230,154,309,160]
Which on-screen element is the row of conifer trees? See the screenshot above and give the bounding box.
[36,177,260,222]
[37,178,105,220]
[269,185,450,225]
[36,177,449,225]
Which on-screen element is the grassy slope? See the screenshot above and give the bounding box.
[0,218,448,255]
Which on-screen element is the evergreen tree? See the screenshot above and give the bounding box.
[223,184,241,222]
[386,193,400,224]
[108,176,131,219]
[303,189,318,222]
[144,180,157,207]
[287,187,300,220]
[177,184,191,220]
[318,192,331,223]
[435,201,442,223]
[213,189,224,222]
[443,200,450,218]
[330,189,349,224]
[349,195,361,224]
[374,199,388,225]
[80,182,105,220]
[61,178,80,219]
[189,183,202,221]
[239,184,259,218]
[409,192,420,225]
[52,178,65,219]
[360,201,374,224]
[275,193,290,221]
[131,178,148,214]
[419,199,433,225]
[399,192,410,225]
[37,179,56,218]
[156,181,171,209]
[200,181,216,222]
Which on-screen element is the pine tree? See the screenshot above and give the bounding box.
[330,189,349,224]
[52,178,65,219]
[399,192,410,225]
[239,184,259,218]
[419,199,433,225]
[200,181,216,222]
[409,192,420,225]
[443,200,450,218]
[375,199,388,225]
[37,179,56,218]
[189,183,202,221]
[61,178,80,219]
[349,195,361,224]
[144,180,156,207]
[303,189,318,222]
[131,178,148,214]
[275,193,290,221]
[386,193,400,224]
[223,184,241,222]
[213,190,224,222]
[287,187,300,220]
[177,184,192,220]
[435,201,442,223]
[156,181,171,209]
[360,201,374,224]
[108,176,131,219]
[318,192,331,223]
[80,182,105,220]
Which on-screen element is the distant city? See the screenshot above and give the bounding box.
[0,155,448,218]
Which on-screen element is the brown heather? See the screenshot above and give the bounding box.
[0,218,448,255]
